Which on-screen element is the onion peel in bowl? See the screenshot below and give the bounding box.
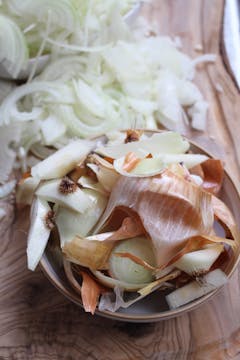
[25,130,240,315]
[197,159,223,195]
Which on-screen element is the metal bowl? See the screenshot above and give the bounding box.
[39,132,240,322]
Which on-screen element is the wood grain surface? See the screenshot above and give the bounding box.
[1,0,240,359]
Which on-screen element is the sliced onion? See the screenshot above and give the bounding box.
[0,81,61,125]
[0,14,28,78]
[40,115,66,145]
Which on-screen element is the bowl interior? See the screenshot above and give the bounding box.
[40,140,240,322]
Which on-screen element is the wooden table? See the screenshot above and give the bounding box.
[1,1,240,359]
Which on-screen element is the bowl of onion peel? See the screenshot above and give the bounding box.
[18,129,240,322]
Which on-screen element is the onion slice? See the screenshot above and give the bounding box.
[109,236,156,285]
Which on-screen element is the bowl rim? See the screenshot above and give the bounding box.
[40,131,240,322]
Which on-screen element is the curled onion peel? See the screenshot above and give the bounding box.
[62,216,144,270]
[95,169,215,267]
[63,259,105,315]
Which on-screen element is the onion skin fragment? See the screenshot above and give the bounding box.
[80,270,105,315]
[201,159,224,195]
[62,216,145,269]
[63,259,105,314]
[63,236,114,270]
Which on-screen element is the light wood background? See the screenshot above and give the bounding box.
[1,0,240,359]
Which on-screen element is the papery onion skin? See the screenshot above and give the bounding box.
[96,169,214,267]
[62,236,114,270]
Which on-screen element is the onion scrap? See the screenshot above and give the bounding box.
[25,130,240,314]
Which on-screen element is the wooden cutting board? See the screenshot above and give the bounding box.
[1,1,240,359]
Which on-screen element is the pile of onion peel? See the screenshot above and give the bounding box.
[24,131,240,314]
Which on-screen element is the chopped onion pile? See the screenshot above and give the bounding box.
[0,2,215,187]
[0,0,138,77]
[22,130,240,314]
[0,36,211,142]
